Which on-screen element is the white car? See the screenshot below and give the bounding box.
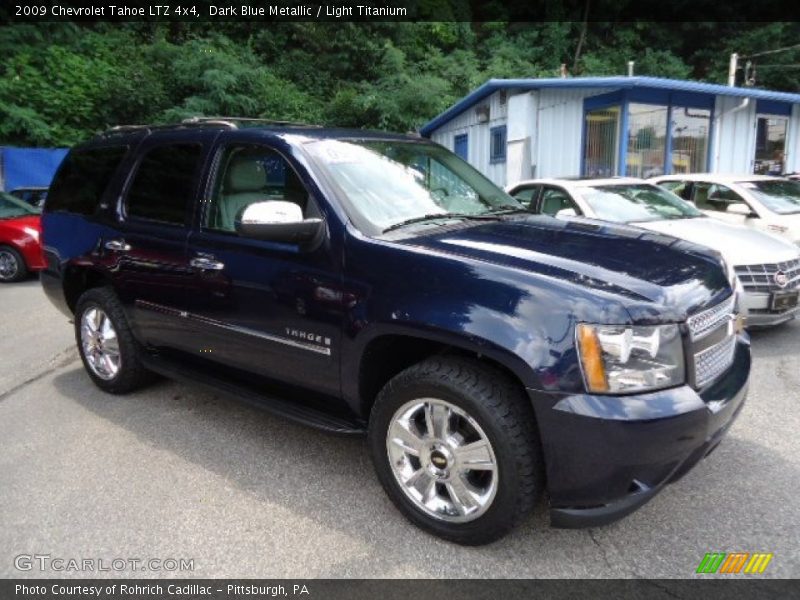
[650,174,800,247]
[506,177,800,327]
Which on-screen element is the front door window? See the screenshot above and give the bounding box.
[205,145,311,233]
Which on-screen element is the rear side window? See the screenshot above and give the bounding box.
[126,144,203,225]
[47,147,128,215]
[510,186,539,207]
[659,180,691,200]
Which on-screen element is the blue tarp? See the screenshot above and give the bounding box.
[1,147,69,191]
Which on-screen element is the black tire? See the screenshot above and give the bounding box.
[74,287,153,394]
[368,356,544,545]
[0,245,28,283]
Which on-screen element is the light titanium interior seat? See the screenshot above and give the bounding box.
[219,157,268,231]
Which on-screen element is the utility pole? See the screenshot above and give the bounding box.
[728,53,738,86]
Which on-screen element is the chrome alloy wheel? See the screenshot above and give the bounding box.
[0,249,19,280]
[80,307,121,380]
[386,398,499,523]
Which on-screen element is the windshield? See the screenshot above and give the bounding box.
[738,179,800,215]
[579,183,703,223]
[305,139,520,234]
[0,192,40,220]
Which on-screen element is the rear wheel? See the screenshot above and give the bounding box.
[0,246,27,282]
[368,356,543,545]
[74,287,153,394]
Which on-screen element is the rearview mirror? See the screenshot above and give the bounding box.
[555,208,577,218]
[235,201,323,246]
[726,202,754,217]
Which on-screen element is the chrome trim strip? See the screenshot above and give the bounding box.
[135,300,332,356]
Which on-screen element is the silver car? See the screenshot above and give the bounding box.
[506,177,800,327]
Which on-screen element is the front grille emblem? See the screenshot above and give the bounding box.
[774,271,788,288]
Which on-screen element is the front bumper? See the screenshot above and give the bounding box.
[529,335,750,529]
[739,291,799,327]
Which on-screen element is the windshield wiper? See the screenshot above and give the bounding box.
[382,213,500,234]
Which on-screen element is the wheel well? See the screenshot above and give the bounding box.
[63,267,110,313]
[358,335,529,418]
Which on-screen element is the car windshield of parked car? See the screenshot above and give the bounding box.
[305,139,521,234]
[0,192,40,219]
[738,179,800,215]
[579,184,704,223]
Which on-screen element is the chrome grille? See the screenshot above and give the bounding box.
[687,297,737,389]
[694,335,737,389]
[734,258,800,293]
[686,295,735,341]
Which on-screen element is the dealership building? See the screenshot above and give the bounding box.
[419,76,800,187]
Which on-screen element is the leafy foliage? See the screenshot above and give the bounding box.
[0,21,798,146]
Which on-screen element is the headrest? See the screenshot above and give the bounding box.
[225,158,265,193]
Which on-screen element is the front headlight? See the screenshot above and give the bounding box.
[576,323,685,394]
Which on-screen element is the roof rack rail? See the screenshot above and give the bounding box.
[180,117,239,128]
[99,116,320,138]
[183,116,322,128]
[100,119,238,137]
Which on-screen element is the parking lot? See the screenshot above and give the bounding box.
[1,277,799,579]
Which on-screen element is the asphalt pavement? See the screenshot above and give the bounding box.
[1,278,798,578]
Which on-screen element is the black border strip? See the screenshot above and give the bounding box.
[3,0,800,23]
[2,579,797,600]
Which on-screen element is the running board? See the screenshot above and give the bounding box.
[140,353,366,435]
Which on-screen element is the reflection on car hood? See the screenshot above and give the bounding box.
[0,214,40,231]
[394,215,730,315]
[636,217,800,266]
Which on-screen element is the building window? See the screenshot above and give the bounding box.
[670,106,710,173]
[583,107,620,177]
[626,103,668,178]
[489,125,507,163]
[754,116,788,175]
[454,134,468,160]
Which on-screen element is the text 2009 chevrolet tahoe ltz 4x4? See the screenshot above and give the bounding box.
[41,119,750,545]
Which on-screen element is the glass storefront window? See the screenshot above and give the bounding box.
[670,106,710,173]
[583,107,619,177]
[626,103,668,178]
[754,116,788,175]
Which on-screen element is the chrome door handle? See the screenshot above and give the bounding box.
[190,256,225,271]
[104,239,131,252]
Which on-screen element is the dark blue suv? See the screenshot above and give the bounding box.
[41,118,750,545]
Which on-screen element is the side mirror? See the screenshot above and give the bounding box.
[235,201,323,246]
[555,208,577,218]
[726,202,754,217]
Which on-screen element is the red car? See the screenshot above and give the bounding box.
[0,192,45,282]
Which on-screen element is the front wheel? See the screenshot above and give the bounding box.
[368,357,544,545]
[0,246,27,282]
[74,287,153,394]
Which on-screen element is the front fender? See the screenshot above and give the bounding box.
[339,233,627,407]
[344,320,546,395]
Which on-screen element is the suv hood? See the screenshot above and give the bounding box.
[636,217,800,266]
[393,216,730,318]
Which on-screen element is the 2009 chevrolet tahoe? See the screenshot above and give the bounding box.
[41,118,750,545]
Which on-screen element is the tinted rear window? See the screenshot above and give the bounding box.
[47,147,128,215]
[126,144,203,225]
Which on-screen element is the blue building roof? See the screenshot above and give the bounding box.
[419,76,800,136]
